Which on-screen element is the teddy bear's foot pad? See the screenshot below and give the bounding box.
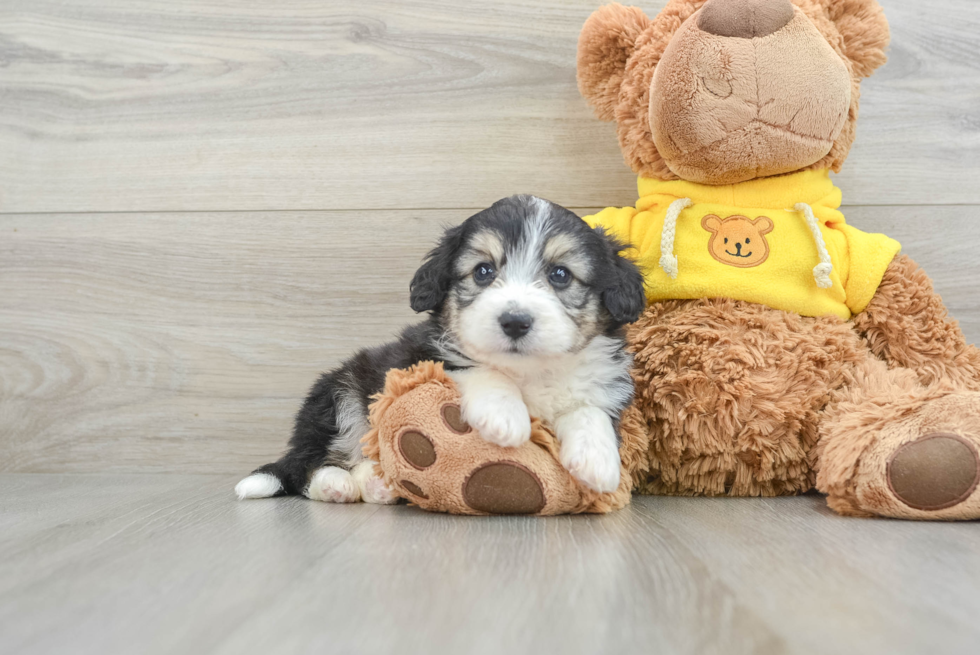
[462,462,546,514]
[887,433,980,511]
[399,431,437,469]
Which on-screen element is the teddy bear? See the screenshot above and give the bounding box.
[574,0,980,519]
[361,0,980,519]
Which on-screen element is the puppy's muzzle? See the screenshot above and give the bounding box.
[499,312,533,340]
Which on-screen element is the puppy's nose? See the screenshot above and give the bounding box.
[499,312,533,340]
[698,0,795,38]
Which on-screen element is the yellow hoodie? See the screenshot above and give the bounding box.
[584,170,901,320]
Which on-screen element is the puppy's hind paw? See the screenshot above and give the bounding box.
[351,460,399,505]
[306,466,360,503]
[463,393,532,448]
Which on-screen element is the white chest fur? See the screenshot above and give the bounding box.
[474,335,632,424]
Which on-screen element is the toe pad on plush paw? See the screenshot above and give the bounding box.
[887,433,980,511]
[462,462,546,514]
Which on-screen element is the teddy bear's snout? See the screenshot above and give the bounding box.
[648,0,852,185]
[698,0,795,39]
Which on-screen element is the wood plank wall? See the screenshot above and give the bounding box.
[2,0,980,473]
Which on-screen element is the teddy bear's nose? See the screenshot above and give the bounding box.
[698,0,795,39]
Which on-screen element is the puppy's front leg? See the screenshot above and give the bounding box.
[450,368,531,448]
[555,406,622,493]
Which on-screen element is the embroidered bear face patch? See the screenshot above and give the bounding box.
[701,214,774,268]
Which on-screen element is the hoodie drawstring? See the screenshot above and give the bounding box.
[659,197,692,279]
[794,202,834,289]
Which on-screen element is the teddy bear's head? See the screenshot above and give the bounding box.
[577,0,889,185]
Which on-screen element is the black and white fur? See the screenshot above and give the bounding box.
[235,195,646,503]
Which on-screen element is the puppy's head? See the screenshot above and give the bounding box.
[410,195,645,361]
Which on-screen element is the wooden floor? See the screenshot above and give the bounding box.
[3,1,980,653]
[2,474,979,655]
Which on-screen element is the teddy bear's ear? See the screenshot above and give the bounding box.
[820,0,891,79]
[577,3,653,121]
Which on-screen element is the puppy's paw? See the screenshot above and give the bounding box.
[556,409,622,493]
[350,460,399,505]
[560,439,621,493]
[462,392,532,448]
[306,466,360,503]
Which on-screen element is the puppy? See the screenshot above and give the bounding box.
[235,195,645,503]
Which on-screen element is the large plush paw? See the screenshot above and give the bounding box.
[460,390,532,448]
[555,409,622,493]
[369,371,588,514]
[306,466,360,503]
[391,400,554,514]
[821,390,980,520]
[366,364,634,515]
[350,460,399,505]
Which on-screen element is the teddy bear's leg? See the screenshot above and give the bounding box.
[853,255,980,390]
[626,298,861,498]
[816,355,980,519]
[350,460,399,505]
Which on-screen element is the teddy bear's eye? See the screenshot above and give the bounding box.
[745,238,751,244]
[724,238,728,244]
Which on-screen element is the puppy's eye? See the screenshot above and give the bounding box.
[548,266,572,288]
[473,263,496,286]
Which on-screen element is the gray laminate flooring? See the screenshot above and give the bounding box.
[1,474,978,655]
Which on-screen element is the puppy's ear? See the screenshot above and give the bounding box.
[596,229,646,326]
[410,224,466,313]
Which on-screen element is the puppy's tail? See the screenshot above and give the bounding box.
[234,459,306,500]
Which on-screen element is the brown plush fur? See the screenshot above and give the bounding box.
[626,297,866,496]
[619,256,980,519]
[577,0,980,521]
[853,255,980,392]
[577,0,890,181]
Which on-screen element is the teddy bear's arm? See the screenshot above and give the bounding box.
[853,255,980,391]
